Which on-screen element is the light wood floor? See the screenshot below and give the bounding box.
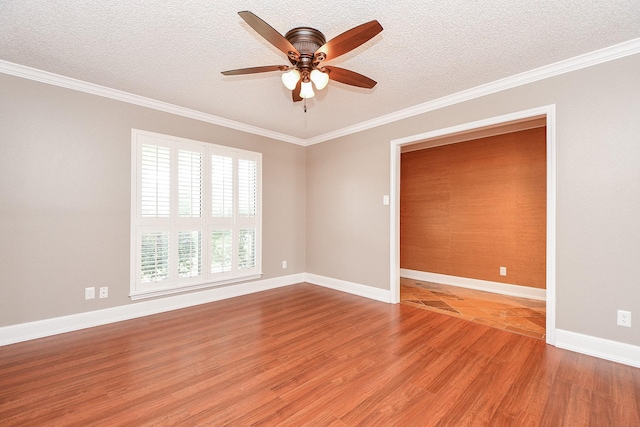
[1,283,638,426]
[401,278,546,340]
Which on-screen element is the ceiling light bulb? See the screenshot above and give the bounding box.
[310,69,329,90]
[281,69,300,90]
[300,81,315,98]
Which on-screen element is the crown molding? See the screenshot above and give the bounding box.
[0,60,306,146]
[304,37,640,146]
[2,37,639,147]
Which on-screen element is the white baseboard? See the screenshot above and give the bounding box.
[400,268,546,301]
[304,273,392,303]
[556,329,640,368]
[0,273,305,347]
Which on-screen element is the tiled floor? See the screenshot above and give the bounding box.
[400,278,546,340]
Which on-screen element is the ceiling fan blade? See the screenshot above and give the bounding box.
[315,20,382,62]
[292,79,302,102]
[221,65,288,76]
[238,11,300,60]
[324,66,377,89]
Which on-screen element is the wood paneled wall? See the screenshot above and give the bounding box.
[400,127,546,289]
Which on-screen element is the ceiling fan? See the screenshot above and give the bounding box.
[221,11,383,105]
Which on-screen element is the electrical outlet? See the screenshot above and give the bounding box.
[617,310,631,327]
[85,287,95,300]
[282,260,287,269]
[99,287,109,299]
[500,266,507,276]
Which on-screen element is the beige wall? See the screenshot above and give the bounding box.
[0,74,306,326]
[306,133,391,288]
[306,53,640,346]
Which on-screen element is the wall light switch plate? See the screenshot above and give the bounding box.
[383,195,390,206]
[500,266,507,276]
[85,287,95,300]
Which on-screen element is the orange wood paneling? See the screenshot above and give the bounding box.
[400,127,546,289]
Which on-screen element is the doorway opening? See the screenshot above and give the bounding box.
[390,105,556,345]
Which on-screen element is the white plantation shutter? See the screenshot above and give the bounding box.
[238,159,257,217]
[140,231,169,282]
[236,156,259,274]
[211,229,233,274]
[141,145,170,217]
[211,154,233,218]
[238,228,257,270]
[131,130,261,299]
[178,150,202,218]
[178,230,202,278]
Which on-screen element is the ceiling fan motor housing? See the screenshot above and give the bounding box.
[285,27,326,54]
[285,27,327,71]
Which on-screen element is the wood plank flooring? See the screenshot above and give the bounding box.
[1,283,639,426]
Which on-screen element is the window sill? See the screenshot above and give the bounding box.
[129,273,263,301]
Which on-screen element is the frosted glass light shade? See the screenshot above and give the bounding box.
[310,69,329,90]
[300,81,315,98]
[281,69,300,90]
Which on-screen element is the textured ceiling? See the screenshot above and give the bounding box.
[1,1,639,140]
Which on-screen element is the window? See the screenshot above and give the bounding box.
[130,130,261,299]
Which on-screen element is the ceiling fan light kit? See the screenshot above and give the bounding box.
[281,69,300,90]
[221,11,383,109]
[300,81,315,99]
[310,69,329,90]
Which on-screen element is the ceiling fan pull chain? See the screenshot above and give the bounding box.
[304,98,307,113]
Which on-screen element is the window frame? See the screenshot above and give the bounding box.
[130,129,262,300]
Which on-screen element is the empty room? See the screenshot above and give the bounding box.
[1,1,639,425]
